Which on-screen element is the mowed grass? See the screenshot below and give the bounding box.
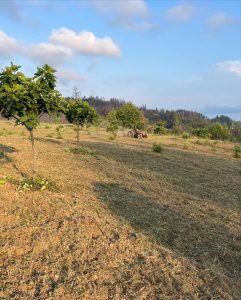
[0,120,241,299]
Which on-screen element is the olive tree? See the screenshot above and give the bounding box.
[65,99,98,145]
[0,63,64,177]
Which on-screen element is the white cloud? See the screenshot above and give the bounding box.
[28,43,72,65]
[49,27,121,57]
[216,60,241,76]
[90,0,151,31]
[0,30,23,57]
[57,68,86,83]
[165,4,195,22]
[207,12,236,29]
[0,28,121,66]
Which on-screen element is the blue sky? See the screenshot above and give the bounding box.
[0,0,241,120]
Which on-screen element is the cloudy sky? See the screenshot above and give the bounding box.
[0,0,241,120]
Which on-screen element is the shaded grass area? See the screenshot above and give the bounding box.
[94,182,241,294]
[0,144,18,166]
[81,140,241,209]
[1,122,241,299]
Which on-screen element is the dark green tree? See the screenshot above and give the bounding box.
[65,99,98,145]
[0,63,64,177]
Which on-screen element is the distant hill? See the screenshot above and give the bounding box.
[1,95,234,129]
[72,96,234,129]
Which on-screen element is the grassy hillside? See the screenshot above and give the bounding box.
[1,120,241,299]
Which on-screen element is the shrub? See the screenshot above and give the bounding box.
[208,123,230,140]
[234,146,241,159]
[152,143,163,154]
[192,128,210,139]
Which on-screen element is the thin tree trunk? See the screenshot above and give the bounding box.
[29,130,37,178]
[77,125,80,146]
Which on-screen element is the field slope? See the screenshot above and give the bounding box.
[1,121,241,299]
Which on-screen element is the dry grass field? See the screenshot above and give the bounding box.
[0,120,241,299]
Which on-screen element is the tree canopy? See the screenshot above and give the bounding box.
[115,102,144,130]
[0,63,64,176]
[65,99,98,144]
[65,99,98,127]
[0,63,64,131]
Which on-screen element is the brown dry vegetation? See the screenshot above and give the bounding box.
[0,120,241,299]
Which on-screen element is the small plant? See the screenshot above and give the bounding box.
[152,143,163,154]
[70,146,95,155]
[0,176,7,188]
[56,125,63,139]
[182,132,190,139]
[46,133,53,138]
[234,146,241,159]
[45,125,51,129]
[0,176,56,192]
[183,143,189,150]
[109,133,117,140]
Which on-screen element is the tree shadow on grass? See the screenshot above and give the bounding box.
[94,182,241,295]
[0,144,17,163]
[0,143,17,154]
[35,137,62,145]
[82,141,241,209]
[0,144,27,177]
